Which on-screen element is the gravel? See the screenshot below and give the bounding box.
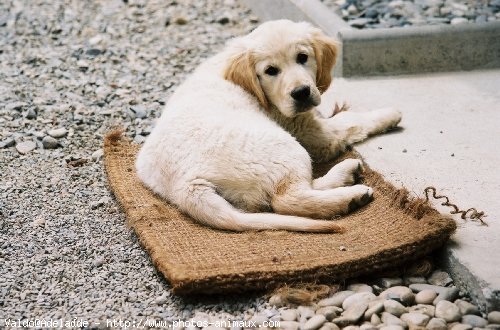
[268,271,498,330]
[320,0,500,29]
[0,0,266,325]
[0,0,498,327]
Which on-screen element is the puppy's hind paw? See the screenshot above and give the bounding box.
[347,185,373,213]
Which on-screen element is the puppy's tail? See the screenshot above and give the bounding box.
[179,181,343,233]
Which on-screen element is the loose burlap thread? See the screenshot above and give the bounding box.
[103,132,456,295]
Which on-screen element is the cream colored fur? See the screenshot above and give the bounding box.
[136,20,402,232]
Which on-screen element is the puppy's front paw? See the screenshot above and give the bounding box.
[347,184,373,213]
[376,107,402,131]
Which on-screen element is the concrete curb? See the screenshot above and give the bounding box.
[243,0,500,77]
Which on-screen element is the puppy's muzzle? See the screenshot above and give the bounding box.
[291,85,318,112]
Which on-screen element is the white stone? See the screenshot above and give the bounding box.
[384,300,407,317]
[303,315,327,330]
[489,311,500,324]
[279,321,299,330]
[381,312,407,327]
[319,322,340,330]
[380,286,415,305]
[409,304,435,317]
[401,312,430,326]
[415,290,437,304]
[426,318,447,330]
[435,301,461,322]
[48,127,68,138]
[343,292,377,310]
[16,141,37,154]
[364,301,384,320]
[316,306,342,321]
[318,291,355,307]
[348,284,374,293]
[280,309,297,321]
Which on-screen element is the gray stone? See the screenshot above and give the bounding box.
[48,127,68,138]
[249,314,268,326]
[343,292,377,310]
[25,107,37,119]
[332,302,368,326]
[280,321,300,330]
[409,284,459,304]
[428,271,453,287]
[416,290,438,305]
[404,277,428,285]
[319,291,355,307]
[380,286,415,306]
[409,304,435,317]
[381,312,407,328]
[450,324,473,330]
[435,300,461,322]
[42,136,59,149]
[487,325,500,330]
[129,105,148,119]
[16,141,37,154]
[384,300,407,317]
[461,315,488,328]
[0,138,15,148]
[281,309,298,321]
[303,315,327,330]
[134,134,146,144]
[488,312,500,324]
[401,312,430,327]
[316,306,342,321]
[455,300,480,316]
[378,278,404,288]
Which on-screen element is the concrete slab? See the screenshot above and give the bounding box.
[317,69,500,311]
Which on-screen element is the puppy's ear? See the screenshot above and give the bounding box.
[224,52,269,110]
[311,33,339,94]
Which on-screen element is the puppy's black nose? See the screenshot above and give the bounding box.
[291,85,311,102]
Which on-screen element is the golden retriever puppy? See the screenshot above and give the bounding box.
[136,20,401,232]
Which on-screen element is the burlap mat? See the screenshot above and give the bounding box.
[103,132,456,294]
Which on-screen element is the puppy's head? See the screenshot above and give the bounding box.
[224,20,338,117]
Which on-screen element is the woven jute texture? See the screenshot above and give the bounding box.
[104,132,456,295]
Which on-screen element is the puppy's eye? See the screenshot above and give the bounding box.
[297,53,308,64]
[264,66,279,76]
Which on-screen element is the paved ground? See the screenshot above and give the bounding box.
[319,69,500,311]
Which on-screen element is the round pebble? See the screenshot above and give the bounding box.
[15,141,37,154]
[489,311,500,324]
[435,300,461,322]
[303,315,327,330]
[415,290,438,304]
[42,136,60,149]
[384,299,407,316]
[461,315,488,328]
[48,127,68,138]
